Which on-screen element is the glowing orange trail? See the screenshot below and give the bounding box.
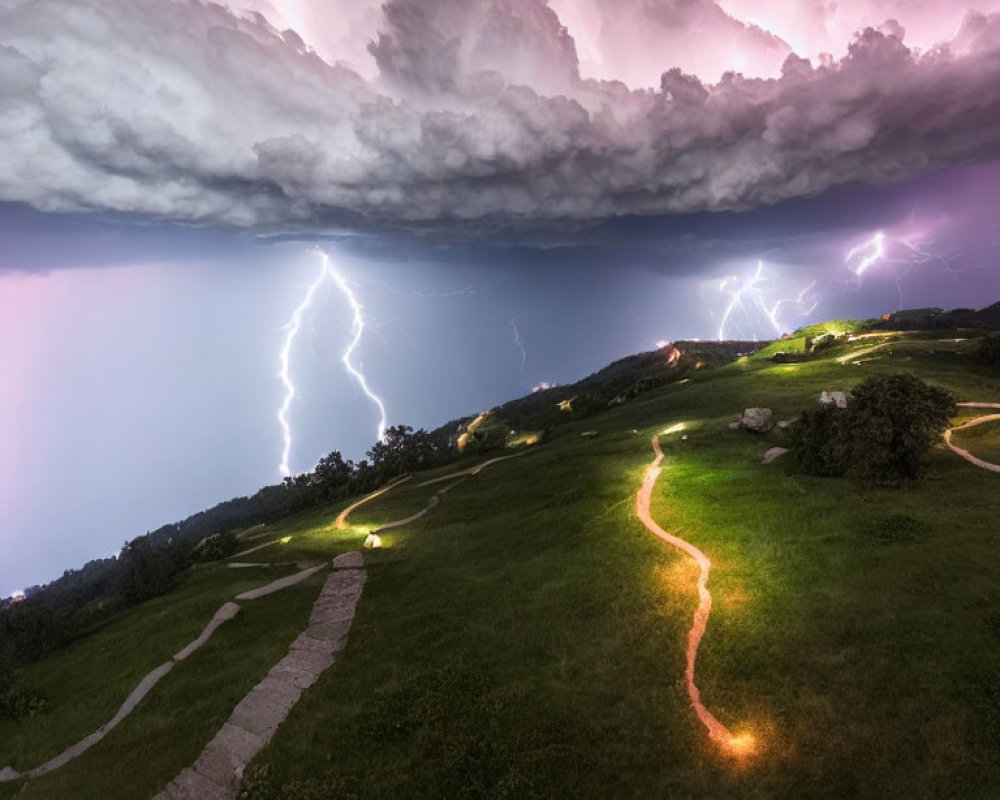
[636,433,752,755]
[333,474,412,530]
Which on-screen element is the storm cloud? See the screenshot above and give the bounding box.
[3,0,1000,237]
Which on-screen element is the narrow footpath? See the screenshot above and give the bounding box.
[636,432,754,757]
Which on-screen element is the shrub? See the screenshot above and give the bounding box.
[197,531,239,562]
[789,373,956,483]
[979,335,1000,367]
[0,666,47,721]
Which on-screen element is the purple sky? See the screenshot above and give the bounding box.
[2,1,1000,594]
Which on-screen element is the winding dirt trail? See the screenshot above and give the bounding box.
[944,402,1000,473]
[636,433,753,756]
[333,474,412,530]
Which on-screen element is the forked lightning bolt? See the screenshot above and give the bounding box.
[716,261,817,341]
[846,232,886,275]
[331,264,388,444]
[277,252,387,477]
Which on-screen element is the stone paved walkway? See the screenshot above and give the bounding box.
[154,551,365,800]
[0,561,346,785]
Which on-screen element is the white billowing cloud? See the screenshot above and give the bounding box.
[3,0,1000,236]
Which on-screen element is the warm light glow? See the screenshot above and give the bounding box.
[662,423,686,436]
[508,432,541,448]
[558,398,574,412]
[724,732,758,758]
[636,432,756,758]
[363,532,382,549]
[333,475,412,530]
[279,536,292,544]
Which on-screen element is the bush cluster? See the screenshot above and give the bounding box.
[0,666,47,721]
[789,373,956,483]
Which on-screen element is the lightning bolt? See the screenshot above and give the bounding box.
[845,232,886,276]
[509,318,528,387]
[331,262,389,445]
[278,258,328,477]
[277,252,388,477]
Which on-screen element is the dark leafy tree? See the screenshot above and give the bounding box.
[979,335,1000,367]
[790,373,956,484]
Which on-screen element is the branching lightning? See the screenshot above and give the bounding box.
[277,252,387,477]
[510,318,528,386]
[278,258,328,477]
[845,227,999,309]
[846,231,886,275]
[331,263,389,445]
[714,260,817,341]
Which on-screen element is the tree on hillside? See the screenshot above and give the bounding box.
[790,373,956,483]
[979,335,1000,367]
[366,425,447,478]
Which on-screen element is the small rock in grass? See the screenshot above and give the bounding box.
[762,447,790,464]
[741,408,775,433]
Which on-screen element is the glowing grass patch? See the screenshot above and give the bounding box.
[279,536,292,545]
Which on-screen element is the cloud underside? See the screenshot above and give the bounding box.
[3,0,1000,237]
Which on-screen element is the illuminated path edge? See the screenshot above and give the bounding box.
[945,402,1000,473]
[333,474,412,530]
[636,432,752,755]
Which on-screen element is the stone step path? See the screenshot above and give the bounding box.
[154,551,365,800]
[0,564,334,784]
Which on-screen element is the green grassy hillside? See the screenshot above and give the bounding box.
[3,329,1000,800]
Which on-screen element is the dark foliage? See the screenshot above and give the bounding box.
[979,335,1000,367]
[196,531,240,562]
[0,665,47,721]
[868,302,1000,332]
[789,373,956,484]
[0,422,455,665]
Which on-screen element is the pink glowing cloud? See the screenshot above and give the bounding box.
[4,0,1000,236]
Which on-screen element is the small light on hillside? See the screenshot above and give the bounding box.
[10,590,25,603]
[364,533,382,549]
[280,536,292,544]
[662,423,686,436]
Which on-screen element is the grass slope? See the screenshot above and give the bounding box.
[4,332,1000,799]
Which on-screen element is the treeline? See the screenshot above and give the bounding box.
[1,425,454,667]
